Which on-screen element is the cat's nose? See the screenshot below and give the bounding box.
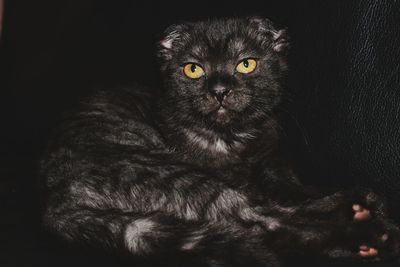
[210,85,231,104]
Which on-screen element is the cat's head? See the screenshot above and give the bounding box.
[158,17,289,132]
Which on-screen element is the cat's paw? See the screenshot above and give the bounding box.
[326,219,400,262]
[350,217,400,261]
[341,188,387,222]
[346,190,400,261]
[323,189,400,261]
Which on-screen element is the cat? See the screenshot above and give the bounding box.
[40,17,400,266]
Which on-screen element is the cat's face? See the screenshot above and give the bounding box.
[159,17,289,132]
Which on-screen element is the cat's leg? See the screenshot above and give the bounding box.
[44,202,280,267]
[264,188,400,262]
[43,151,282,266]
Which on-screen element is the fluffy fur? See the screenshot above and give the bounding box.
[41,17,400,266]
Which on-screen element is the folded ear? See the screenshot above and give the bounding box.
[270,28,289,53]
[158,24,189,61]
[248,17,290,53]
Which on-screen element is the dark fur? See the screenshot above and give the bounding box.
[41,17,400,266]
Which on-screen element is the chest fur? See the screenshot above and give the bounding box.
[177,127,257,167]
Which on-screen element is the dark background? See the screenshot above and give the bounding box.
[1,0,400,266]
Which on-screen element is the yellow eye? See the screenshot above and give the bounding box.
[236,59,257,74]
[183,63,205,79]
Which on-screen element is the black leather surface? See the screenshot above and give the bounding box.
[288,0,400,223]
[1,0,400,266]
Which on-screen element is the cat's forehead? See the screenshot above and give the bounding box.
[186,37,252,61]
[182,19,271,60]
[159,17,286,65]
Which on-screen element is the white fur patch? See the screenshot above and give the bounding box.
[124,219,155,254]
[184,129,230,154]
[215,138,228,153]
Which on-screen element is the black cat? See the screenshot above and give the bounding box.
[41,17,400,266]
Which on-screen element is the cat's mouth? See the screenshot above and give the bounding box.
[211,103,228,113]
[210,105,232,124]
[217,105,228,114]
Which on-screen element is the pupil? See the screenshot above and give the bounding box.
[190,64,197,73]
[243,60,249,68]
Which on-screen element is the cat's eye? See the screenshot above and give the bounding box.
[183,63,205,79]
[236,59,257,74]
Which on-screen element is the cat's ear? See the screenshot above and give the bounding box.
[270,29,289,53]
[248,17,290,53]
[158,24,189,61]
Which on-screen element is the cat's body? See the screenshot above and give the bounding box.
[41,18,400,266]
